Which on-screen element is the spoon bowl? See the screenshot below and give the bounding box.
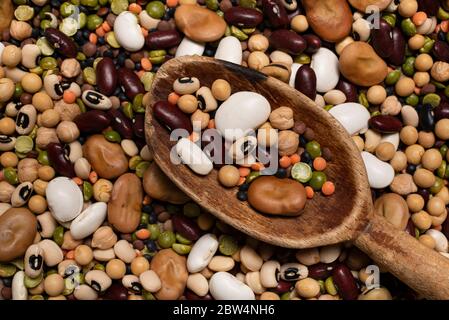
[145,56,449,299]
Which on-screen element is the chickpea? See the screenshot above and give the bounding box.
[412,210,432,230]
[74,245,94,266]
[247,51,270,71]
[413,168,435,188]
[421,149,442,171]
[21,73,43,93]
[398,0,418,17]
[177,94,198,113]
[295,278,320,299]
[417,131,435,149]
[375,142,395,161]
[0,152,18,167]
[435,119,449,140]
[408,34,425,50]
[28,195,47,214]
[218,165,240,187]
[390,151,407,172]
[413,72,430,87]
[0,78,15,103]
[405,144,425,165]
[419,234,436,249]
[33,179,48,196]
[44,274,65,297]
[40,109,60,128]
[2,45,22,68]
[56,121,80,143]
[291,15,309,33]
[211,79,231,101]
[247,34,269,52]
[395,77,415,96]
[32,92,53,112]
[414,53,433,71]
[400,126,418,145]
[427,196,446,216]
[0,117,16,135]
[93,179,113,202]
[407,193,425,212]
[366,85,387,105]
[130,256,150,276]
[38,165,55,181]
[106,259,126,280]
[191,109,210,130]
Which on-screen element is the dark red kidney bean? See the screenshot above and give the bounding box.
[262,0,289,28]
[44,28,77,58]
[273,280,293,293]
[432,41,449,63]
[419,104,435,132]
[405,218,416,237]
[96,57,117,96]
[185,290,214,300]
[153,101,193,133]
[418,0,439,16]
[117,68,145,100]
[103,284,128,300]
[387,27,406,66]
[303,34,321,54]
[107,109,134,139]
[371,19,392,59]
[171,214,202,241]
[73,110,111,134]
[332,264,358,300]
[434,102,449,121]
[224,7,264,28]
[145,30,182,49]
[368,115,402,133]
[269,29,306,54]
[336,78,357,102]
[295,65,316,100]
[47,143,76,178]
[133,114,145,139]
[308,263,335,280]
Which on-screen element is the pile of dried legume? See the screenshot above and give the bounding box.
[1,0,449,301]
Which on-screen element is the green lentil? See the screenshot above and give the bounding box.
[3,167,19,185]
[148,224,160,240]
[218,235,239,256]
[246,171,261,184]
[294,53,311,64]
[60,2,77,17]
[15,135,34,154]
[405,94,419,107]
[148,50,166,65]
[225,25,231,37]
[382,13,396,27]
[146,1,166,19]
[430,177,444,194]
[104,130,121,143]
[242,27,256,35]
[10,259,24,270]
[172,243,192,255]
[30,295,45,300]
[280,292,291,300]
[24,273,43,289]
[401,18,417,36]
[157,231,176,249]
[143,290,156,300]
[36,37,54,56]
[122,102,134,119]
[440,145,448,158]
[77,98,86,113]
[431,80,446,90]
[93,264,105,271]
[14,5,34,21]
[140,213,150,225]
[83,181,93,201]
[444,85,449,98]
[111,0,129,14]
[239,0,257,8]
[385,70,401,85]
[0,263,17,278]
[183,202,201,218]
[175,233,192,245]
[323,105,333,111]
[105,32,121,48]
[420,38,435,54]
[53,226,64,246]
[324,276,338,295]
[141,72,154,92]
[63,278,75,295]
[59,17,79,36]
[81,0,98,6]
[402,57,415,77]
[438,7,449,20]
[230,26,248,41]
[135,161,150,178]
[318,279,325,294]
[422,93,441,107]
[14,83,23,100]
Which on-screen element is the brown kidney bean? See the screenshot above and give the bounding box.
[133,114,145,139]
[434,102,449,121]
[332,264,358,300]
[371,19,392,59]
[117,68,145,100]
[295,65,316,100]
[96,57,117,96]
[145,30,182,49]
[47,143,76,178]
[107,109,134,139]
[273,280,292,293]
[224,7,264,28]
[171,214,201,241]
[368,115,402,133]
[303,34,321,54]
[73,110,111,134]
[44,28,77,58]
[432,41,449,63]
[308,263,335,280]
[262,0,289,29]
[269,29,306,54]
[336,78,357,102]
[418,0,439,16]
[387,27,406,66]
[153,101,193,133]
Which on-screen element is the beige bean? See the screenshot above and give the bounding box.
[295,248,320,266]
[139,270,162,293]
[39,239,63,267]
[240,245,263,272]
[323,90,346,105]
[113,239,136,263]
[208,256,235,272]
[93,248,116,262]
[186,273,209,297]
[245,271,265,294]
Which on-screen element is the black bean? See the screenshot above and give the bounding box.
[224,7,264,28]
[73,110,111,134]
[419,104,435,132]
[269,29,306,54]
[153,100,193,133]
[117,67,145,100]
[96,57,117,96]
[295,65,316,100]
[262,0,289,28]
[44,28,77,58]
[107,109,134,139]
[145,30,182,49]
[47,143,76,178]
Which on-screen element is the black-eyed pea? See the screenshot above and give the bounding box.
[405,144,425,165]
[375,142,395,161]
[413,168,435,188]
[139,270,162,293]
[21,73,42,93]
[196,86,217,112]
[24,244,44,278]
[11,182,33,207]
[390,151,408,172]
[418,131,435,149]
[412,210,432,230]
[260,260,280,288]
[173,77,200,95]
[28,195,47,214]
[131,256,150,276]
[191,109,210,130]
[56,121,79,143]
[211,79,231,101]
[2,45,22,68]
[21,44,41,69]
[419,234,436,249]
[85,270,112,292]
[44,273,64,297]
[36,212,57,238]
[40,109,60,128]
[32,92,54,112]
[295,277,320,299]
[122,274,143,294]
[280,263,308,281]
[74,245,93,266]
[15,104,37,135]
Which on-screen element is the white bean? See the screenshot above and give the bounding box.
[209,272,255,300]
[187,233,218,273]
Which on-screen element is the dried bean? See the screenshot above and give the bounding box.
[269,29,306,55]
[107,109,134,140]
[273,280,292,293]
[388,27,406,66]
[73,110,111,134]
[336,78,357,102]
[96,57,117,96]
[419,104,435,132]
[117,68,145,100]
[44,28,77,58]
[432,41,449,63]
[303,34,321,55]
[308,263,335,280]
[368,115,403,133]
[47,143,76,178]
[371,19,392,59]
[332,264,358,300]
[172,214,202,241]
[418,0,439,16]
[224,7,264,28]
[153,101,193,133]
[434,103,449,121]
[295,65,316,100]
[133,114,145,139]
[262,0,289,29]
[145,30,182,49]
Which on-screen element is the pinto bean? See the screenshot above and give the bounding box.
[224,7,264,28]
[96,57,117,96]
[44,28,77,58]
[145,30,182,49]
[295,65,316,100]
[46,143,76,178]
[73,110,111,134]
[117,68,145,100]
[153,101,193,133]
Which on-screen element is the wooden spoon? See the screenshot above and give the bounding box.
[145,56,449,299]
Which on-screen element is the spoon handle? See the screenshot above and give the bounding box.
[355,213,449,300]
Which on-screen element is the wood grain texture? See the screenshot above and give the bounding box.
[355,214,449,300]
[144,56,372,249]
